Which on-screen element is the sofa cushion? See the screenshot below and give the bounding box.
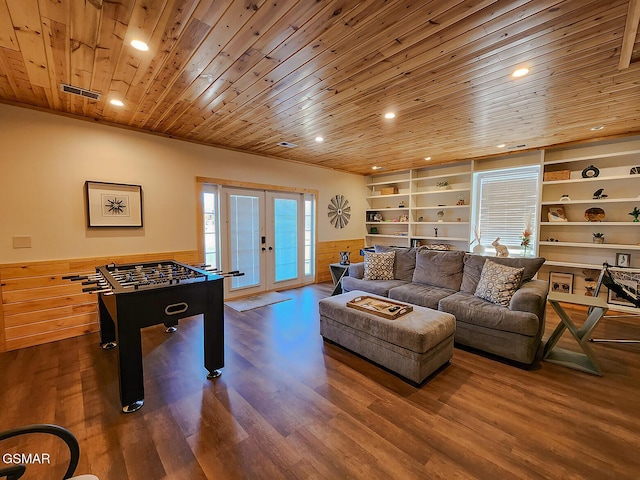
[460,254,545,294]
[342,276,408,297]
[474,260,524,307]
[374,245,416,281]
[439,292,540,337]
[412,250,465,290]
[364,251,395,280]
[389,283,457,310]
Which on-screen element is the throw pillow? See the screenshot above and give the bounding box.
[374,245,416,281]
[412,250,465,290]
[363,251,395,280]
[418,244,452,251]
[474,260,525,307]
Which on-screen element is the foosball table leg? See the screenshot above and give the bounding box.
[101,341,117,350]
[122,400,144,414]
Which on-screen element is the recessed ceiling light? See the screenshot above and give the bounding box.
[110,99,124,107]
[371,166,384,170]
[384,112,396,119]
[496,143,506,148]
[512,67,529,78]
[590,125,604,131]
[424,156,431,161]
[130,39,149,51]
[315,136,324,142]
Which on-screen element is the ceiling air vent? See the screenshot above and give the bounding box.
[60,83,102,101]
[507,144,527,150]
[277,141,297,148]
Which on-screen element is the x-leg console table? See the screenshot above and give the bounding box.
[543,292,609,375]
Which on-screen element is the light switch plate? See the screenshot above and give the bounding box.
[13,236,32,248]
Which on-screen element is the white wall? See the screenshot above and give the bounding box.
[0,103,367,263]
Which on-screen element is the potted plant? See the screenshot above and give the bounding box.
[629,206,640,222]
[593,232,605,244]
[436,180,449,190]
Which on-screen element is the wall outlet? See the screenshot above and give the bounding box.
[12,236,32,248]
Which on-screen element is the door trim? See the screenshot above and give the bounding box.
[195,177,318,283]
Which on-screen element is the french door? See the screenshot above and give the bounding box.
[221,187,310,298]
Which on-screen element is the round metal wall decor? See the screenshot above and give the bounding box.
[328,194,351,228]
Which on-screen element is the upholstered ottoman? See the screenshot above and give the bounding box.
[319,290,455,385]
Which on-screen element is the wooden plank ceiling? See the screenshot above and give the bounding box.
[0,0,639,175]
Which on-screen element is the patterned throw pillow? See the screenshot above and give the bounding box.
[474,260,525,307]
[363,251,395,280]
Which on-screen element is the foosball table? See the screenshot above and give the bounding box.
[66,260,236,413]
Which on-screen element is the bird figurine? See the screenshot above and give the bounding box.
[592,188,608,200]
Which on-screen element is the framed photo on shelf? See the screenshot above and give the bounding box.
[85,181,143,227]
[615,253,631,268]
[547,206,568,222]
[549,272,573,294]
[608,281,637,307]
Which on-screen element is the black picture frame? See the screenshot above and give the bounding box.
[85,181,143,227]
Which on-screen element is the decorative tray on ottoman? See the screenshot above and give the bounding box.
[346,295,413,320]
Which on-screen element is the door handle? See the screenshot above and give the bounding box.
[261,247,266,251]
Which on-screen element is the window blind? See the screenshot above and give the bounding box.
[475,166,540,253]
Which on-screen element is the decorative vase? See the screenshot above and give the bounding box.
[522,245,529,257]
[593,237,604,244]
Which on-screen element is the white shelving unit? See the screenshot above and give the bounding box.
[539,139,640,306]
[365,163,472,250]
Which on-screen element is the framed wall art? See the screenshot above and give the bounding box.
[549,271,573,294]
[615,253,631,268]
[85,181,143,227]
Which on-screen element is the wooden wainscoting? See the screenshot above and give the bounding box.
[0,251,200,352]
[316,239,364,283]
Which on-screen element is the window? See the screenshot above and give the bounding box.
[472,165,540,255]
[203,184,219,269]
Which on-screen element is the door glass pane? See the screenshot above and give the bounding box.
[203,190,218,270]
[274,198,297,282]
[230,194,260,289]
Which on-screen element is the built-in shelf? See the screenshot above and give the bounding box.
[539,140,640,276]
[543,149,640,166]
[541,197,640,205]
[366,222,409,225]
[366,234,409,238]
[539,241,640,249]
[366,163,473,250]
[412,188,470,196]
[540,221,638,226]
[412,236,468,241]
[366,193,409,199]
[411,205,470,210]
[544,260,602,269]
[415,221,470,225]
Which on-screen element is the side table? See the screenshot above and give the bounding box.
[329,263,349,296]
[543,291,608,375]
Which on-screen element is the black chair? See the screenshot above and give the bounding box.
[0,424,97,480]
[590,263,640,343]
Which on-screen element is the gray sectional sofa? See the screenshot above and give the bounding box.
[342,246,549,365]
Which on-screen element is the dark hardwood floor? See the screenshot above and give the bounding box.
[2,283,639,479]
